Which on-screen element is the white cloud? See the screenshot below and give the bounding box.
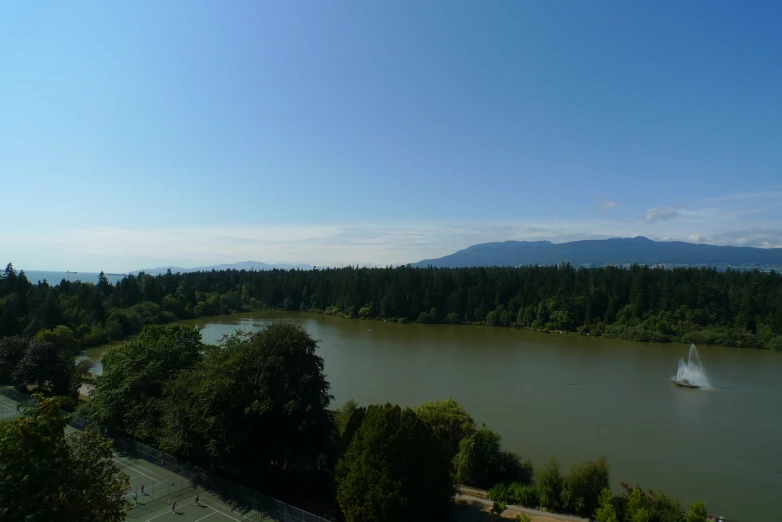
[5,186,782,272]
[644,207,681,223]
[2,221,659,272]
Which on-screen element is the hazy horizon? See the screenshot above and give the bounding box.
[2,2,781,272]
[10,234,782,274]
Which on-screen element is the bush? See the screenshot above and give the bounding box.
[454,429,525,489]
[490,502,506,515]
[444,312,460,324]
[488,483,509,503]
[514,515,532,522]
[508,483,539,508]
[536,458,562,511]
[417,311,434,324]
[560,456,610,518]
[489,482,539,508]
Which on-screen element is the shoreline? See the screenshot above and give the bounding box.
[181,306,779,352]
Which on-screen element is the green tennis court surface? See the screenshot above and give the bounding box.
[0,393,20,419]
[113,453,272,521]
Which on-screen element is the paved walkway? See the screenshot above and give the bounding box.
[457,486,589,522]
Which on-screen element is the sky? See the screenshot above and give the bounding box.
[1,1,781,272]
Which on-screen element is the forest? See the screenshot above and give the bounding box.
[1,323,712,522]
[1,262,781,350]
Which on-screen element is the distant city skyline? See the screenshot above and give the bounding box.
[2,2,781,272]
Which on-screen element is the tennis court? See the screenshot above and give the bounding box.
[111,452,272,521]
[1,388,328,522]
[0,393,21,419]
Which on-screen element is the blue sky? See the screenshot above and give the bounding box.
[1,1,781,272]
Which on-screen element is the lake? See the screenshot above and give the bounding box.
[79,311,782,521]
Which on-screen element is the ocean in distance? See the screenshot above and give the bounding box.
[22,270,126,285]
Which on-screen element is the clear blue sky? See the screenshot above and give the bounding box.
[2,1,781,272]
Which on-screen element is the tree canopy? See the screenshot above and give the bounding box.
[454,428,529,489]
[336,403,453,522]
[84,324,204,440]
[159,322,334,502]
[0,397,130,522]
[2,263,781,350]
[414,398,476,459]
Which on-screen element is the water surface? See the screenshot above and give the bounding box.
[82,311,782,520]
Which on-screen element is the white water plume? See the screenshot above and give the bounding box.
[673,344,711,388]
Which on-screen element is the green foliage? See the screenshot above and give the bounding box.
[336,404,453,522]
[509,482,539,508]
[414,398,476,459]
[0,336,27,384]
[560,456,610,517]
[13,339,77,398]
[0,397,130,521]
[594,488,618,522]
[454,428,526,489]
[514,514,532,522]
[84,324,203,440]
[160,322,334,500]
[685,501,708,522]
[536,458,563,511]
[35,325,79,356]
[488,482,538,508]
[334,399,367,453]
[2,263,780,351]
[490,501,507,515]
[618,483,684,522]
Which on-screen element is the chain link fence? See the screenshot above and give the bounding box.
[0,387,332,522]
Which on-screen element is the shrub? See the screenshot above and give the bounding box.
[490,502,506,515]
[488,483,509,503]
[508,483,539,508]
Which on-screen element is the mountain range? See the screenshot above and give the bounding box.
[133,261,313,275]
[411,237,782,269]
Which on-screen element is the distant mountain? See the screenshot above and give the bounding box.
[411,237,782,269]
[134,261,313,276]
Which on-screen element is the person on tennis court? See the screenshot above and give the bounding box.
[140,483,144,495]
[195,494,200,506]
[172,501,176,512]
[132,490,137,505]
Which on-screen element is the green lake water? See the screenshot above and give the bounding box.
[78,311,782,521]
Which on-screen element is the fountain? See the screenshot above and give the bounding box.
[670,344,711,389]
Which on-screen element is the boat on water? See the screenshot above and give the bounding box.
[670,378,700,389]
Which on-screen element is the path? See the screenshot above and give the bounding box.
[456,486,589,522]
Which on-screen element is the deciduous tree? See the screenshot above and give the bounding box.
[0,397,130,522]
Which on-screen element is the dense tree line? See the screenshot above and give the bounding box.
[2,262,781,350]
[73,323,710,522]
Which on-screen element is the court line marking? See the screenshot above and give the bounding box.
[113,456,171,483]
[193,512,218,522]
[114,455,168,480]
[144,498,197,521]
[200,499,254,522]
[113,458,164,484]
